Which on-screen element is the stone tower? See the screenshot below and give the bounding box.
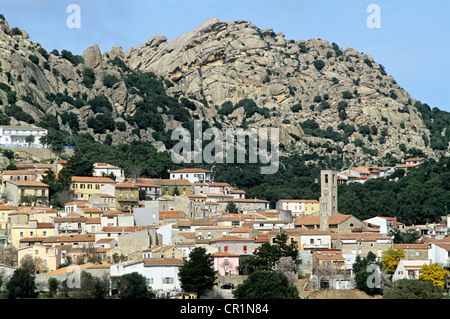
[319,170,338,230]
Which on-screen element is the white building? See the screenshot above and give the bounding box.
[93,163,125,182]
[428,242,450,267]
[364,216,396,235]
[109,258,185,297]
[0,125,47,148]
[169,168,214,184]
[392,259,430,282]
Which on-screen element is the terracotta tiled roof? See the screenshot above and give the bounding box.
[314,249,345,260]
[211,235,255,242]
[295,214,352,226]
[6,180,49,187]
[71,176,114,183]
[212,251,240,257]
[143,258,185,266]
[43,234,95,243]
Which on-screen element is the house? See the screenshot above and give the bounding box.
[428,240,450,267]
[42,234,96,248]
[212,251,240,276]
[332,232,393,268]
[133,182,161,200]
[297,229,332,251]
[54,216,87,235]
[71,176,115,201]
[195,226,234,240]
[313,249,346,271]
[35,263,111,292]
[210,235,256,256]
[142,244,183,259]
[392,259,430,282]
[101,183,139,212]
[364,216,397,235]
[17,244,63,273]
[404,157,426,167]
[217,198,270,213]
[79,208,103,218]
[1,169,46,192]
[93,162,125,182]
[275,199,319,217]
[88,194,116,211]
[4,180,50,206]
[0,205,18,237]
[0,125,48,148]
[169,168,214,184]
[7,210,55,248]
[146,179,193,196]
[110,258,185,298]
[64,200,89,215]
[312,249,351,290]
[295,214,367,232]
[86,217,102,234]
[393,243,429,260]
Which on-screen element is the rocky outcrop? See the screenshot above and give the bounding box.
[0,15,447,164]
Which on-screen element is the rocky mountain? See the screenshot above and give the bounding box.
[0,15,448,167]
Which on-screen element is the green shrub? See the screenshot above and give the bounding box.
[82,67,96,88]
[290,103,302,113]
[103,74,120,88]
[342,91,353,99]
[313,60,325,71]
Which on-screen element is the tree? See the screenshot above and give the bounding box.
[48,277,59,297]
[389,229,420,244]
[171,186,180,196]
[2,149,15,162]
[0,246,18,267]
[118,272,155,299]
[419,263,449,290]
[352,251,383,295]
[381,248,405,274]
[65,152,94,176]
[313,60,325,71]
[178,247,217,298]
[25,135,35,147]
[233,270,299,299]
[5,268,38,299]
[225,201,238,214]
[383,279,443,299]
[20,254,47,274]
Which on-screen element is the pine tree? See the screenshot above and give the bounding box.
[178,247,217,298]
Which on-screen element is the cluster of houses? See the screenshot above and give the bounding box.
[0,160,448,298]
[337,157,426,184]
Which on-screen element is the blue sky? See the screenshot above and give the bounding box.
[2,0,449,112]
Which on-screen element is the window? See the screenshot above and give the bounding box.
[163,277,174,284]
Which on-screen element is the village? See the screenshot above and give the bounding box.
[0,153,447,299]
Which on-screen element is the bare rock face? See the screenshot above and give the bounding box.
[83,44,102,70]
[118,18,445,162]
[0,14,446,163]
